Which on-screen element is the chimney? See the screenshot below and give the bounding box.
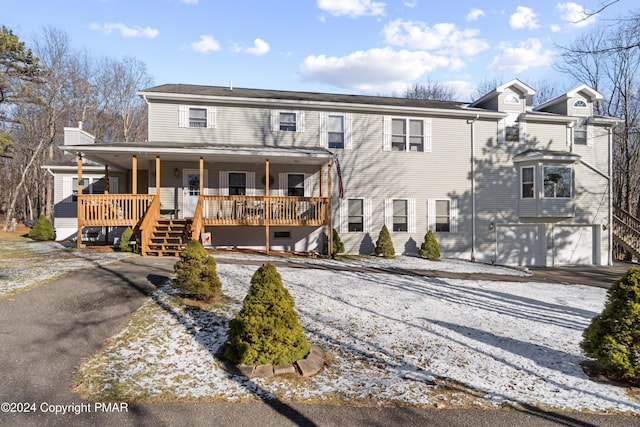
[78,121,83,130]
[229,80,233,91]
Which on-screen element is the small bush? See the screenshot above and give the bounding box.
[118,227,135,252]
[322,228,345,257]
[374,225,395,258]
[418,230,440,260]
[172,240,221,301]
[28,215,55,241]
[224,263,310,366]
[581,267,640,383]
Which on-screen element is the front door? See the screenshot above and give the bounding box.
[183,169,208,217]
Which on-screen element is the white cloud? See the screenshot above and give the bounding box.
[509,6,540,29]
[382,19,489,56]
[488,39,553,74]
[190,35,221,53]
[299,47,453,92]
[557,2,594,28]
[317,0,385,17]
[89,22,159,38]
[239,38,271,56]
[403,1,418,8]
[467,8,485,22]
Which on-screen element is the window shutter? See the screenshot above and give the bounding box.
[278,173,287,196]
[364,198,373,234]
[109,177,119,194]
[339,199,348,234]
[219,171,229,195]
[427,199,436,231]
[319,112,328,148]
[450,198,458,233]
[423,118,432,153]
[63,176,72,203]
[384,198,393,230]
[270,110,279,131]
[497,119,505,144]
[297,111,305,133]
[345,113,353,150]
[519,120,527,144]
[246,172,256,196]
[207,107,217,129]
[179,105,188,128]
[567,126,572,147]
[383,116,392,151]
[304,173,312,197]
[408,198,416,233]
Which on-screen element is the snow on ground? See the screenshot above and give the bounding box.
[0,240,134,297]
[75,252,640,413]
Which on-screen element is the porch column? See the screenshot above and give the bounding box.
[76,153,83,249]
[104,165,109,195]
[155,156,161,195]
[327,161,332,258]
[199,157,204,195]
[132,155,138,195]
[319,164,324,198]
[265,158,270,255]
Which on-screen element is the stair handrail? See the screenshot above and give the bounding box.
[140,194,160,255]
[191,195,204,241]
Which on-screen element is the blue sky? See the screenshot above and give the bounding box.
[3,0,634,100]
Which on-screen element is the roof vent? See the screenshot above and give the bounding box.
[229,80,233,91]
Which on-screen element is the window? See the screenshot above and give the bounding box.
[521,166,534,199]
[287,174,305,197]
[328,115,345,149]
[228,173,247,195]
[543,166,572,198]
[189,108,207,128]
[574,118,587,145]
[279,112,296,131]
[391,119,424,151]
[574,100,587,108]
[393,199,408,232]
[274,231,291,239]
[505,94,520,104]
[348,199,363,232]
[435,200,451,232]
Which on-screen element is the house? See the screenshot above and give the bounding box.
[46,79,619,266]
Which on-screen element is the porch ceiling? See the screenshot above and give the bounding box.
[61,142,333,170]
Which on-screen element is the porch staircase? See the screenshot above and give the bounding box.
[144,218,192,257]
[612,206,640,260]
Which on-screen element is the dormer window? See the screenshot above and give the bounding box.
[573,100,587,108]
[505,95,520,104]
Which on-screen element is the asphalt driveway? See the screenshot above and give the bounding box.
[0,256,637,426]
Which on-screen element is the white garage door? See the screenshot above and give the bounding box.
[497,225,543,266]
[553,225,594,265]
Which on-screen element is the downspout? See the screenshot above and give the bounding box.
[607,126,613,266]
[467,114,479,262]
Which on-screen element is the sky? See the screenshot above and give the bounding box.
[3,0,636,101]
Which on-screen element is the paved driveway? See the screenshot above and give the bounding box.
[0,256,637,426]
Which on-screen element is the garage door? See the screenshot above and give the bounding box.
[553,225,594,265]
[497,225,544,266]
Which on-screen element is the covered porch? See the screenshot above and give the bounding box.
[68,143,335,256]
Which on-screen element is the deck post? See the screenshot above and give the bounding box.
[199,157,204,195]
[327,160,332,258]
[319,164,324,198]
[265,158,270,255]
[76,153,83,249]
[132,155,138,222]
[155,156,161,194]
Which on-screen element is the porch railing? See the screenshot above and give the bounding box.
[613,205,640,259]
[78,194,155,227]
[200,195,330,226]
[139,194,160,255]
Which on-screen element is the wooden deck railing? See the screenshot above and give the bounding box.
[78,194,155,227]
[613,206,640,259]
[139,195,160,255]
[200,195,330,226]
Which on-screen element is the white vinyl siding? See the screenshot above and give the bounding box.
[179,105,216,129]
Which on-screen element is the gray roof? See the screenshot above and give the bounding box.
[140,83,473,112]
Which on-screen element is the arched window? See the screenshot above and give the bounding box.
[505,95,519,104]
[573,100,587,108]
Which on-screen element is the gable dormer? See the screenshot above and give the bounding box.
[469,79,535,113]
[533,84,602,117]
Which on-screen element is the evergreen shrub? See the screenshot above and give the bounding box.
[172,240,221,301]
[418,230,441,260]
[28,215,55,241]
[118,227,135,252]
[224,263,310,365]
[323,228,345,257]
[581,267,640,383]
[374,225,395,258]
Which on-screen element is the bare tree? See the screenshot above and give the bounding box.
[404,79,458,101]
